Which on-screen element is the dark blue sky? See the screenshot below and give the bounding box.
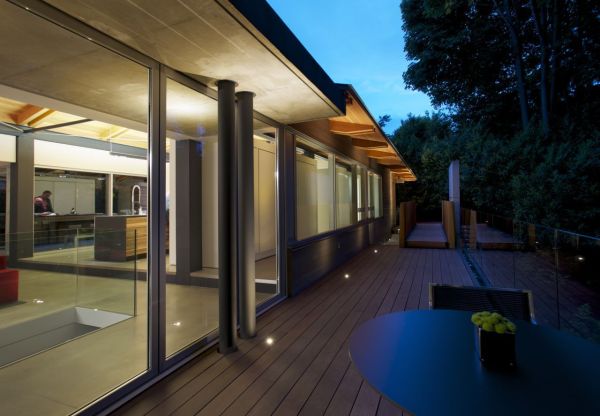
[267,0,433,134]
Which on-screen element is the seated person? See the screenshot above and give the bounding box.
[34,190,55,215]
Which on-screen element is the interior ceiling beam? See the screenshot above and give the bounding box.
[10,104,49,125]
[25,118,92,133]
[101,126,129,140]
[28,109,56,127]
[352,138,388,149]
[330,120,375,135]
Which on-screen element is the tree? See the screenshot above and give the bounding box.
[401,0,600,137]
[378,114,392,129]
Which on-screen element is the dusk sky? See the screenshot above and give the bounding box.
[267,0,433,134]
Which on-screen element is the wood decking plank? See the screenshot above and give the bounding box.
[111,247,475,416]
[219,249,397,416]
[171,249,396,415]
[254,251,407,416]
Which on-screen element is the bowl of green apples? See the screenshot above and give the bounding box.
[471,311,517,369]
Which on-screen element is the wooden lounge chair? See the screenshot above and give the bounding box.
[429,283,535,323]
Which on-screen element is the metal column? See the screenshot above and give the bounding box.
[236,91,256,339]
[217,80,237,354]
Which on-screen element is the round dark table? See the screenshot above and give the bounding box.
[349,310,600,416]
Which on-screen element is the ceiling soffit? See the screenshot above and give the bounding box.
[44,0,343,124]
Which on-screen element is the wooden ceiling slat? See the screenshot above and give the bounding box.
[329,120,375,135]
[352,138,388,149]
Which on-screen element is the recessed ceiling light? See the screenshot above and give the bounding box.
[266,337,274,346]
[344,273,350,279]
[33,299,44,304]
[172,321,182,327]
[374,249,378,253]
[577,256,585,262]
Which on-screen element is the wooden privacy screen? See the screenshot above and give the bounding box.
[441,201,456,248]
[398,201,416,248]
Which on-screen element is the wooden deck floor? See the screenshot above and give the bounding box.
[406,223,448,249]
[112,246,473,416]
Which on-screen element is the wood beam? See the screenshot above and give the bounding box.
[101,126,129,140]
[352,138,388,149]
[366,149,396,158]
[376,157,404,165]
[330,120,375,135]
[10,104,48,125]
[27,109,55,127]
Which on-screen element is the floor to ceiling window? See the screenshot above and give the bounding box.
[164,77,219,357]
[254,120,279,304]
[0,3,149,414]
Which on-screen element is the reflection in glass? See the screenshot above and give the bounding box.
[296,139,333,240]
[0,3,149,414]
[336,162,353,228]
[253,124,278,304]
[165,78,218,357]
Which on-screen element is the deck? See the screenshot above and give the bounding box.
[112,246,473,416]
[405,223,448,249]
[476,224,515,250]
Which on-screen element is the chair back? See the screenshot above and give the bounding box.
[429,283,535,323]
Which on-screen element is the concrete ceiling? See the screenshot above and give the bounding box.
[0,2,149,128]
[43,0,343,124]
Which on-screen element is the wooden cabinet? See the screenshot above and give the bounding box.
[94,216,147,261]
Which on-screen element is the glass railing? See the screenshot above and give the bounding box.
[0,228,138,368]
[461,209,600,343]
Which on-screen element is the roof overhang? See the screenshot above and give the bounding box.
[331,85,416,182]
[40,0,345,124]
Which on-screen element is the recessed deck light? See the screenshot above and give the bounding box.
[266,337,274,346]
[577,256,585,262]
[33,299,44,304]
[172,321,182,327]
[344,273,350,279]
[374,249,379,253]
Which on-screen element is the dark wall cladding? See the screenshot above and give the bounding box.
[287,218,388,296]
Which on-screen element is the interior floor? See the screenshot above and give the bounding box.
[0,268,274,416]
[20,247,278,281]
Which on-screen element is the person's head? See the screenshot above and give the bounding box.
[42,190,52,199]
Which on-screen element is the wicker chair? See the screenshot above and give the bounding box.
[429,283,535,323]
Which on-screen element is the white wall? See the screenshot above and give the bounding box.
[254,140,277,259]
[0,134,16,163]
[34,140,147,176]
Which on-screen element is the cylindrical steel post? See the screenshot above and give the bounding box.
[217,80,237,354]
[236,91,256,339]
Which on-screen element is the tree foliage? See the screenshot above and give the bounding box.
[394,0,600,235]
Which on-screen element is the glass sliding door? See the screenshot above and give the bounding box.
[0,165,6,252]
[254,121,279,304]
[0,3,150,414]
[164,77,219,357]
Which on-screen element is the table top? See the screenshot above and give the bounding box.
[349,310,600,416]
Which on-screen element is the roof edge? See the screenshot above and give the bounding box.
[227,0,346,115]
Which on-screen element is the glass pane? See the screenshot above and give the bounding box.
[336,162,353,228]
[165,78,219,357]
[0,3,149,413]
[254,122,278,304]
[295,139,333,240]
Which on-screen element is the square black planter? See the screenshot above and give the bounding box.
[477,328,516,369]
